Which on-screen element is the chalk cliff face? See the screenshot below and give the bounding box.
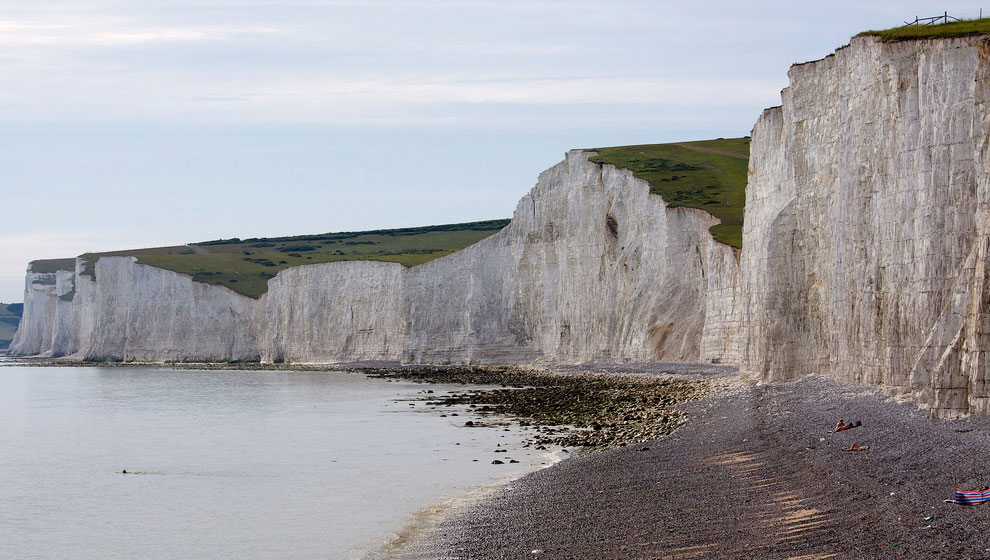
[10,270,59,356]
[10,257,262,361]
[17,34,990,417]
[82,257,260,362]
[262,260,405,363]
[9,151,741,365]
[401,151,739,364]
[739,35,990,416]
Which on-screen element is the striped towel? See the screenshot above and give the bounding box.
[947,488,990,505]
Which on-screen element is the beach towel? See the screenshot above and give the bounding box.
[946,488,990,505]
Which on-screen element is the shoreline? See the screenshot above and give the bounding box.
[369,453,566,560]
[16,357,989,556]
[393,375,990,558]
[1,360,565,559]
[2,362,557,558]
[5,357,739,557]
[4,358,723,450]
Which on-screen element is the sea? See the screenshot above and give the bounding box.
[0,362,555,559]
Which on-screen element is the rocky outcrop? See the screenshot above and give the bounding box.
[9,151,741,365]
[739,35,990,416]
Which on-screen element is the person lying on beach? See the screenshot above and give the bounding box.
[841,443,870,452]
[945,487,990,504]
[828,419,862,433]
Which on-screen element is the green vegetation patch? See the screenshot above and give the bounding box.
[80,219,510,298]
[588,138,750,248]
[0,303,23,349]
[859,18,990,41]
[29,258,76,274]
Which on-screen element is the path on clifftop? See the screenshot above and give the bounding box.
[395,373,990,559]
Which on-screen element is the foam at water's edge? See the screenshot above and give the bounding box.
[371,450,564,560]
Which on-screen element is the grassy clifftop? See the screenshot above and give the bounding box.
[589,138,749,248]
[0,303,23,350]
[859,17,990,41]
[77,220,509,298]
[28,258,76,274]
[28,137,751,296]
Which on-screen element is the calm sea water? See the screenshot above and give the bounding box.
[0,364,553,559]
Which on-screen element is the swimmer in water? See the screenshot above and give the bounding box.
[122,469,127,474]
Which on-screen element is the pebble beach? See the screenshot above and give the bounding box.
[393,368,990,559]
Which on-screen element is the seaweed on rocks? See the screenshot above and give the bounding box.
[365,366,710,450]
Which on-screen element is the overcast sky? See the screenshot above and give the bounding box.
[2,1,986,301]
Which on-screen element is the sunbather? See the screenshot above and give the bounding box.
[829,419,862,433]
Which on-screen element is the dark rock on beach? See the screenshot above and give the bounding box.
[365,364,710,449]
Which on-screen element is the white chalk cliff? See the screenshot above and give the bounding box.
[18,33,990,417]
[10,150,741,365]
[739,35,990,417]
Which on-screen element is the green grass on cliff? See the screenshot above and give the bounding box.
[859,17,990,41]
[77,220,509,298]
[0,303,23,350]
[588,138,750,248]
[28,258,75,274]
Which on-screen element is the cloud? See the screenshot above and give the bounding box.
[0,18,281,47]
[0,0,794,127]
[0,68,781,124]
[161,74,781,126]
[191,94,257,102]
[297,75,779,106]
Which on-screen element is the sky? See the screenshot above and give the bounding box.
[2,0,987,302]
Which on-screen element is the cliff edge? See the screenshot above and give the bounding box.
[10,150,742,365]
[739,34,990,416]
[20,31,990,418]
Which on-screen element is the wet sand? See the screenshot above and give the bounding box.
[394,372,990,559]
